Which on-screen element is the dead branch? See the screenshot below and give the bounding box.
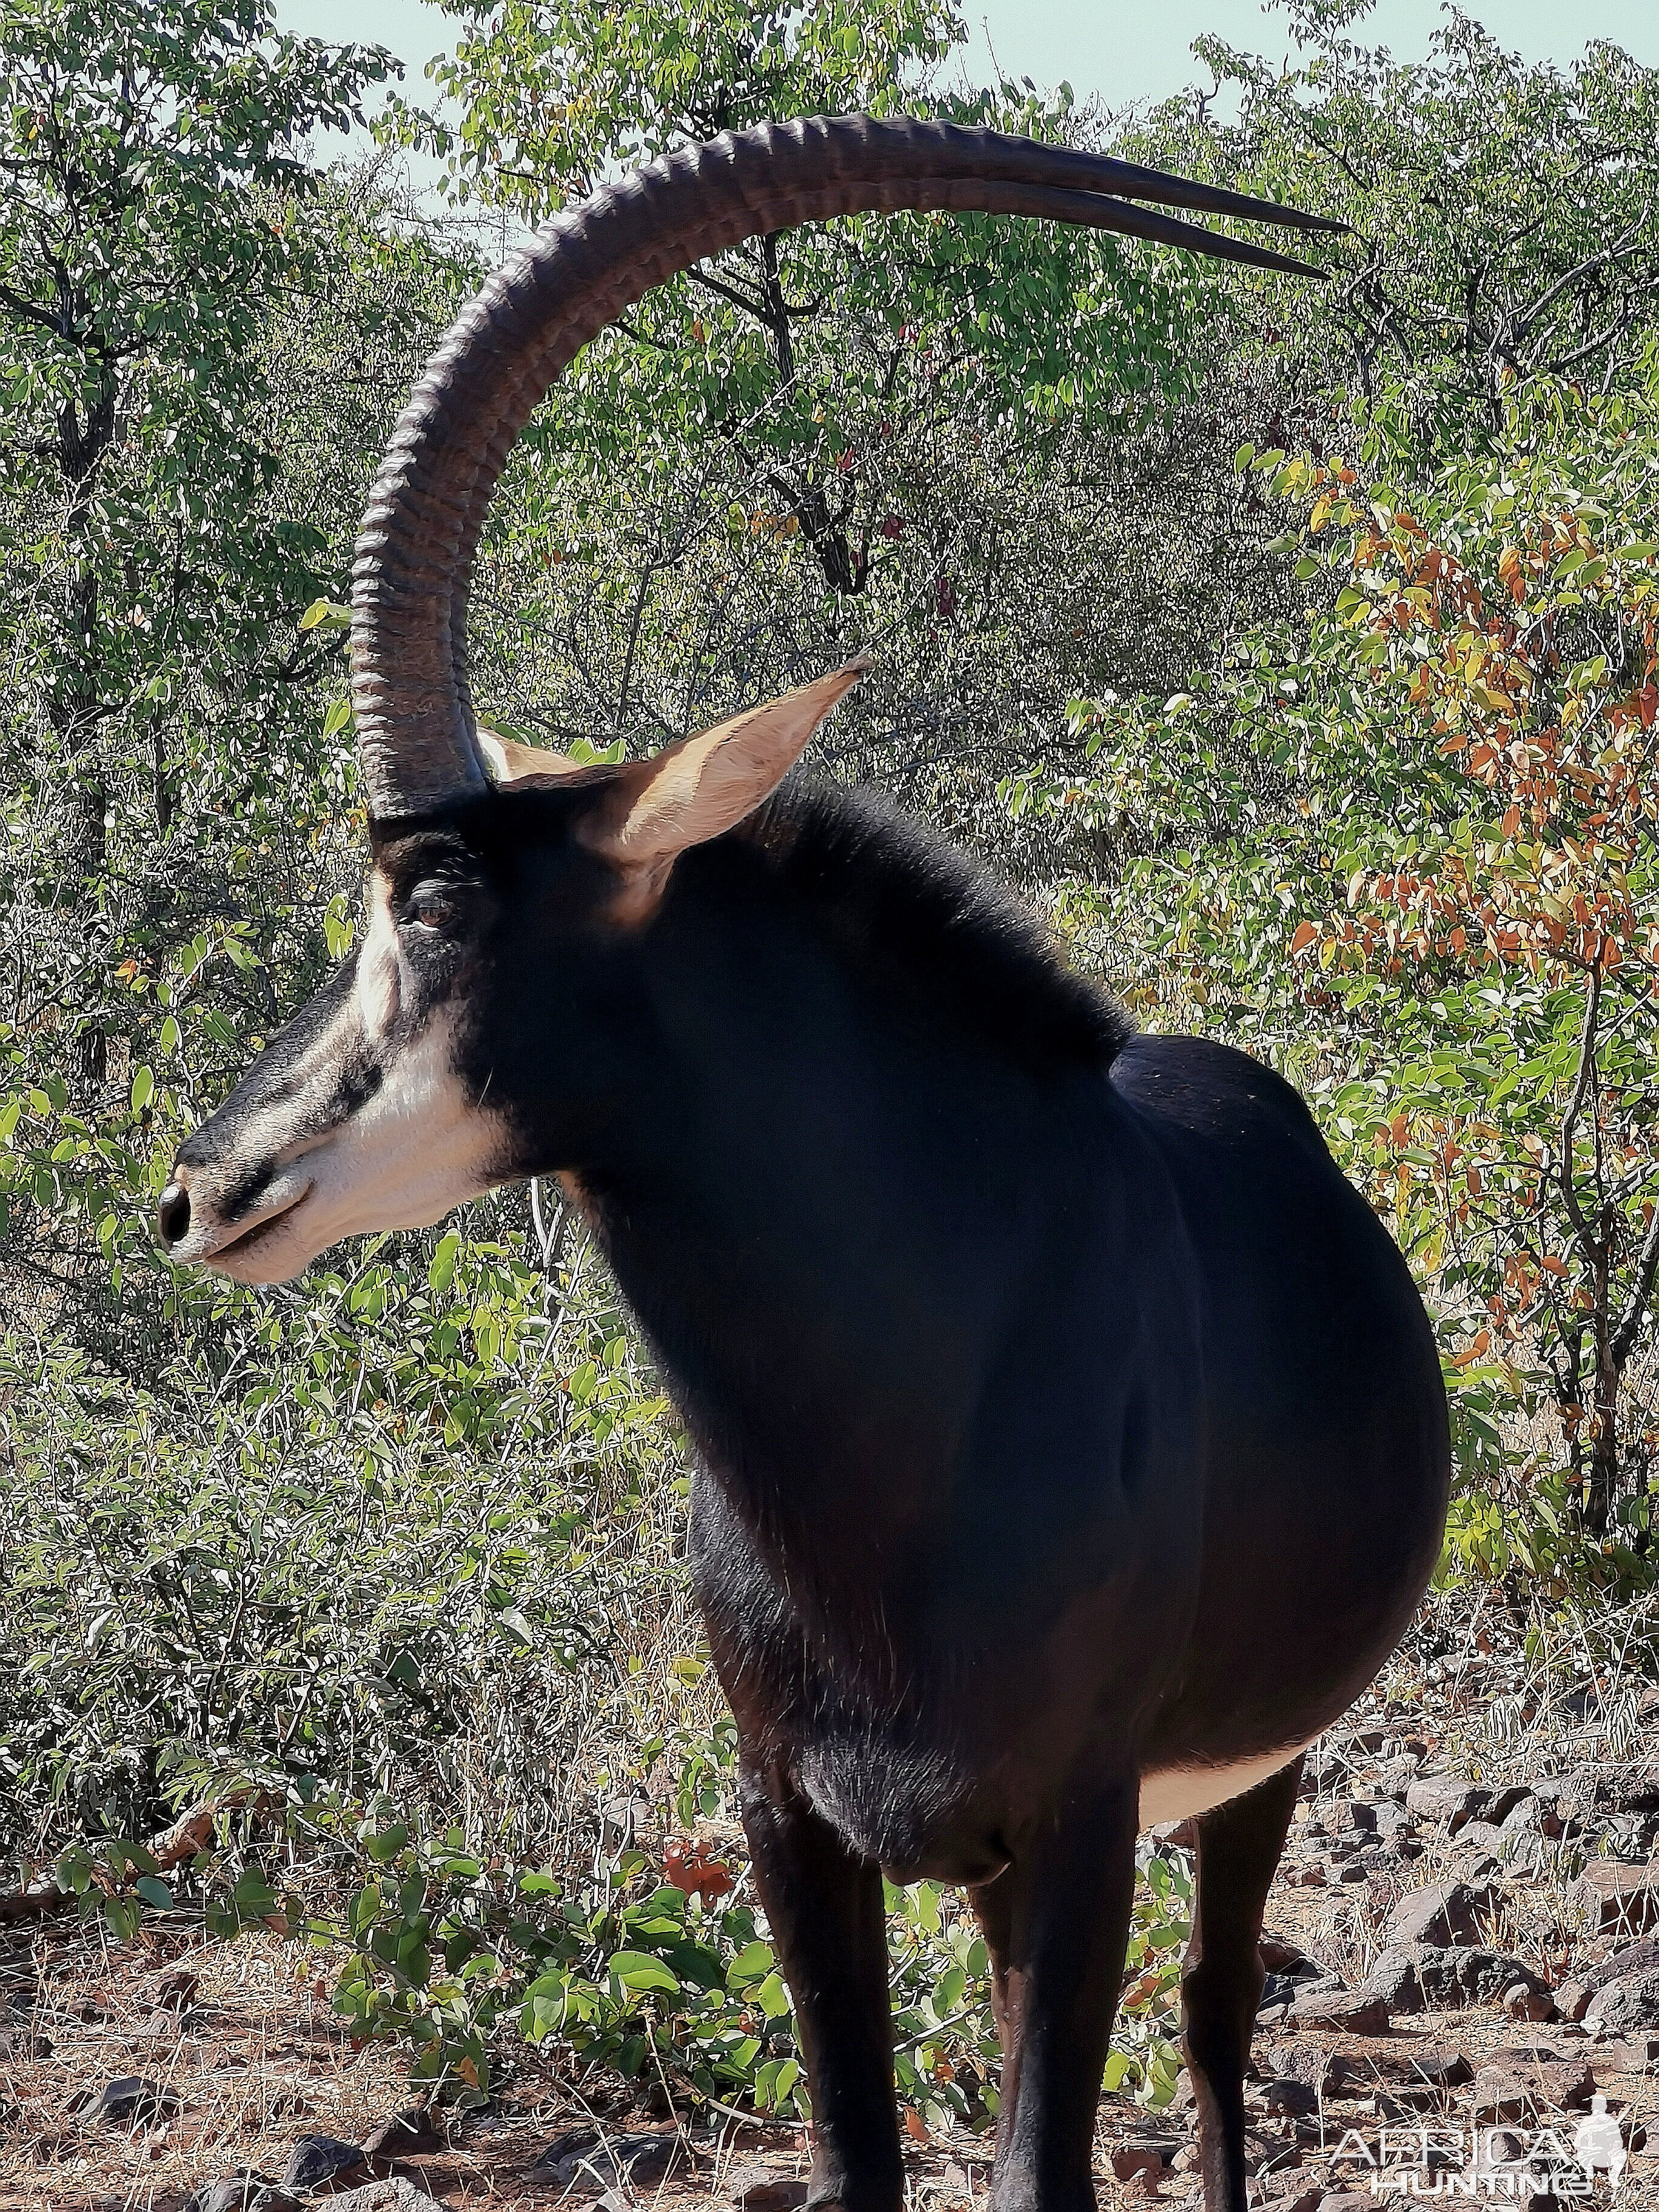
[0,1788,253,1924]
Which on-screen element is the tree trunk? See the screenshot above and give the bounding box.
[1585,1335,1621,1537]
[49,379,117,1094]
[757,233,863,597]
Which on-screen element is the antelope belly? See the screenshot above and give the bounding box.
[1138,1745,1310,1830]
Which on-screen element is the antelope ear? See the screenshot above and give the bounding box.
[478,728,586,782]
[578,660,870,871]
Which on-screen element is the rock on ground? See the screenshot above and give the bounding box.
[83,2074,179,2128]
[358,2104,446,2158]
[1285,1989,1391,2033]
[1365,1943,1549,2013]
[1264,2042,1353,2096]
[527,2127,687,2193]
[320,2182,443,2211]
[1573,1860,1659,1936]
[727,2167,808,2212]
[1583,1937,1659,1991]
[1259,2077,1319,2117]
[183,2174,299,2212]
[1382,1880,1490,1948]
[1585,1966,1659,2034]
[281,2133,369,2190]
[1470,2057,1597,2123]
[1405,1775,1490,1826]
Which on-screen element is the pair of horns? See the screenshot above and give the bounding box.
[350,115,1340,819]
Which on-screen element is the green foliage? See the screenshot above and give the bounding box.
[0,2,472,1358]
[1105,1845,1193,2108]
[1128,2,1659,437]
[1019,368,1659,1587]
[0,1246,679,1853]
[403,0,1216,622]
[421,0,968,187]
[0,0,404,774]
[135,1785,1186,2119]
[0,0,390,377]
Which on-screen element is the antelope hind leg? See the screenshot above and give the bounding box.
[1182,1757,1304,2212]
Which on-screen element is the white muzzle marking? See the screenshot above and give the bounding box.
[169,874,510,1284]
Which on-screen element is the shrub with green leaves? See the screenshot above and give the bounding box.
[1013,368,1659,1595]
[29,1720,1191,2119]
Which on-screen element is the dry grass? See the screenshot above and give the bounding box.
[2,1921,407,2211]
[15,1588,1659,2210]
[0,1918,1206,2212]
[10,1865,1659,2212]
[1,1918,969,2212]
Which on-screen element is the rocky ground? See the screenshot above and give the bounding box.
[10,1641,1659,2211]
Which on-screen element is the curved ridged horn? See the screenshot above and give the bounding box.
[350,115,1342,817]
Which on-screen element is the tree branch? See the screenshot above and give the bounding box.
[1555,962,1602,1245]
[1612,1199,1659,1367]
[686,264,769,321]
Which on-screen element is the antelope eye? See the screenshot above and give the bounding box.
[406,883,458,933]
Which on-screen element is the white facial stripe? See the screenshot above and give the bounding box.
[354,874,401,1037]
[173,866,509,1285]
[163,994,363,1274]
[209,1000,506,1284]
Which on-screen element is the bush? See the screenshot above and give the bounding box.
[1,1229,1191,2116]
[1015,368,1659,1590]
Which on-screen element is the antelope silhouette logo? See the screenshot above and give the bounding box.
[1576,2096,1627,2194]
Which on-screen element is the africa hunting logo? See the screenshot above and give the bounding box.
[1332,2096,1630,2196]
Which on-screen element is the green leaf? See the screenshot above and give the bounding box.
[726,1940,775,1986]
[232,1866,279,1911]
[300,598,352,632]
[429,1232,461,1294]
[755,1969,793,2018]
[103,1894,142,1941]
[608,1949,682,1994]
[663,1940,726,1991]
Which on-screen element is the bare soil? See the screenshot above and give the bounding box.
[8,1902,1659,2212]
[13,1666,1659,2211]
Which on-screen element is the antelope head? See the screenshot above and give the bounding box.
[158,118,1335,1285]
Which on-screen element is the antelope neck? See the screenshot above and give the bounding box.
[571,842,1113,1533]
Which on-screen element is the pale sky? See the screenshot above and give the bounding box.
[273,0,1659,109]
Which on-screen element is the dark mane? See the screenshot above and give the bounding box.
[731,776,1134,1072]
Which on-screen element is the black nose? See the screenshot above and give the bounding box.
[158,1180,191,1247]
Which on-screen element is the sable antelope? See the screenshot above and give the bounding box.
[159,121,1449,2212]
